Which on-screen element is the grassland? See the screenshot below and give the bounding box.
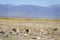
[0,18,60,40]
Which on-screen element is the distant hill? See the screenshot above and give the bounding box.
[0,4,60,19]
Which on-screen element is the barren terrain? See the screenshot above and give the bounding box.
[0,18,60,40]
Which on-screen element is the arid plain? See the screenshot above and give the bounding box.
[0,18,60,40]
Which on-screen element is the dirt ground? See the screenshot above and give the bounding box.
[0,18,60,40]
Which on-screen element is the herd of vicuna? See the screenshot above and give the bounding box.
[0,27,58,39]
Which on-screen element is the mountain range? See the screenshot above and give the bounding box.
[0,4,60,19]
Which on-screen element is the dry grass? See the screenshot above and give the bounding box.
[0,18,60,40]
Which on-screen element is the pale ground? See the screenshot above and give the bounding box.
[0,18,60,40]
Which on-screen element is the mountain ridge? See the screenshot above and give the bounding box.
[0,4,60,19]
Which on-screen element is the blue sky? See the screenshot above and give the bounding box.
[0,0,60,7]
